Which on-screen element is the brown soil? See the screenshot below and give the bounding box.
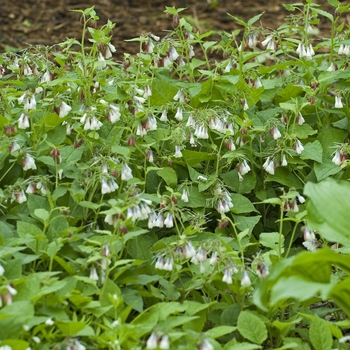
[0,0,349,60]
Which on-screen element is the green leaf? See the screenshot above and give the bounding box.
[151,77,178,105]
[182,149,215,166]
[231,194,257,214]
[309,317,332,350]
[157,167,178,188]
[330,279,350,317]
[266,167,303,189]
[17,221,44,238]
[55,321,86,336]
[259,232,284,252]
[237,311,268,344]
[0,301,34,339]
[224,343,262,350]
[33,209,50,224]
[314,158,341,181]
[247,13,264,26]
[232,215,261,234]
[206,325,237,338]
[305,178,350,245]
[300,141,323,163]
[270,276,333,305]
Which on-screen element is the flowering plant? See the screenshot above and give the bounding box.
[1,2,350,349]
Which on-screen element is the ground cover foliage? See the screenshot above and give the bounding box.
[1,1,350,349]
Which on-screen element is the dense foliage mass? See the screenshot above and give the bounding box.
[1,1,350,349]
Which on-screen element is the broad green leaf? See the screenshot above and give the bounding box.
[220,169,256,194]
[300,140,323,163]
[182,149,215,166]
[237,311,267,345]
[157,167,178,188]
[309,317,332,350]
[0,301,34,339]
[270,276,333,305]
[33,209,50,224]
[224,343,262,350]
[314,158,341,181]
[294,124,317,139]
[17,221,44,238]
[259,232,284,252]
[266,167,303,189]
[151,77,178,105]
[122,288,144,313]
[329,279,350,317]
[275,85,304,104]
[55,321,86,336]
[206,325,237,338]
[317,129,347,155]
[231,194,257,214]
[232,215,261,234]
[305,178,350,245]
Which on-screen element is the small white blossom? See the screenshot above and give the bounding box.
[159,335,170,350]
[23,154,37,171]
[335,96,343,109]
[181,189,189,202]
[18,113,30,129]
[241,271,251,287]
[294,139,304,154]
[146,333,159,349]
[121,163,133,181]
[89,267,99,281]
[45,318,54,326]
[222,268,233,284]
[174,107,183,121]
[174,145,183,158]
[59,101,71,118]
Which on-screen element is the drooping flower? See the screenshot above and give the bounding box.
[22,154,37,171]
[173,89,184,102]
[183,241,196,258]
[237,159,251,176]
[13,190,27,204]
[241,270,251,287]
[101,179,111,194]
[332,150,342,166]
[164,213,174,228]
[174,145,183,158]
[174,107,183,121]
[294,139,304,154]
[121,163,133,181]
[155,256,165,269]
[168,47,179,61]
[59,101,72,118]
[146,333,159,349]
[296,112,305,125]
[163,257,174,271]
[262,157,275,175]
[18,113,30,129]
[222,268,233,284]
[159,335,170,350]
[108,104,121,123]
[281,154,288,166]
[160,110,168,122]
[335,96,343,109]
[196,247,207,262]
[89,267,99,281]
[199,339,214,350]
[181,189,189,202]
[270,126,281,140]
[209,251,218,266]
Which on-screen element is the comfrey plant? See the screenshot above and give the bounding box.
[1,2,350,349]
